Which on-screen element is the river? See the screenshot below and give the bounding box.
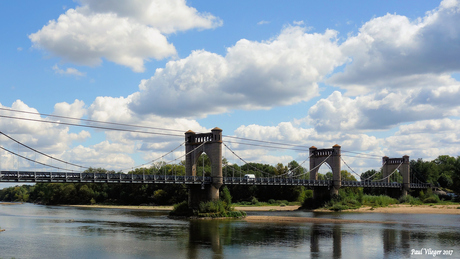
[0,203,458,258]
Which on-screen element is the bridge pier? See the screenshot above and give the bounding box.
[382,155,410,196]
[310,145,341,201]
[185,128,223,209]
[188,185,220,209]
[385,188,403,199]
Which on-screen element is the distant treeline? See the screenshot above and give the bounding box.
[1,155,459,205]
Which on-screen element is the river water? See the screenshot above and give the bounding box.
[0,203,459,259]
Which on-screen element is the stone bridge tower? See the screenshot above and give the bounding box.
[382,155,410,196]
[309,145,341,199]
[185,127,223,208]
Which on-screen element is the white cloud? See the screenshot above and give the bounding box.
[64,144,135,171]
[397,118,460,135]
[328,0,460,94]
[228,121,386,173]
[129,26,345,117]
[87,95,206,148]
[53,100,87,119]
[79,0,222,34]
[384,119,460,159]
[234,122,381,152]
[0,100,91,170]
[293,20,304,25]
[307,85,460,131]
[29,0,222,72]
[257,20,270,25]
[52,65,86,77]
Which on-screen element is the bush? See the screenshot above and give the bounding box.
[268,199,276,204]
[199,200,227,214]
[423,195,441,204]
[398,195,422,205]
[329,203,349,211]
[221,186,233,210]
[169,201,193,217]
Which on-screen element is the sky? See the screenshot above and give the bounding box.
[1,0,460,186]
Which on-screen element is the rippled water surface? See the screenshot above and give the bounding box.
[1,203,459,258]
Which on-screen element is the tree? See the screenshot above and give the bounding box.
[288,160,306,178]
[274,163,288,176]
[360,169,382,182]
[341,170,357,181]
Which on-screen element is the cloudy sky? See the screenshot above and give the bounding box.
[1,0,460,183]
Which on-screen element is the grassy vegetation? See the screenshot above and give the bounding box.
[234,198,301,207]
[169,186,246,218]
[309,187,459,211]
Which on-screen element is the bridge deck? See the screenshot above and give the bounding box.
[0,171,431,188]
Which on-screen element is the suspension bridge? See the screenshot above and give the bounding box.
[0,127,432,207]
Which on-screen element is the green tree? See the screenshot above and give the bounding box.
[288,160,306,179]
[274,163,288,176]
[341,170,357,181]
[360,169,382,182]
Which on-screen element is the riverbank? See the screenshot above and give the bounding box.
[319,204,460,215]
[65,204,460,214]
[65,204,301,211]
[244,215,396,224]
[66,204,174,210]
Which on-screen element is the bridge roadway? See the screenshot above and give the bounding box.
[0,171,431,189]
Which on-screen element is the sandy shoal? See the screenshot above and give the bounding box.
[234,205,301,211]
[65,204,460,215]
[66,205,174,210]
[243,215,396,224]
[315,204,460,215]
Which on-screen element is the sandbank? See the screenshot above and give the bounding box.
[234,205,300,211]
[315,204,460,215]
[66,205,173,210]
[64,204,460,215]
[244,215,395,224]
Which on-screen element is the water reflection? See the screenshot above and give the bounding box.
[188,220,223,259]
[1,203,460,259]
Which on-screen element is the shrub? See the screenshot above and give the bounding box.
[423,195,440,204]
[169,201,193,217]
[330,203,349,211]
[362,195,397,207]
[398,195,422,205]
[221,186,232,210]
[199,200,226,214]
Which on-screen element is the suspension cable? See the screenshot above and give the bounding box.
[0,114,184,138]
[222,142,272,177]
[0,146,75,172]
[340,157,362,179]
[0,131,88,169]
[373,162,403,182]
[292,153,332,178]
[361,160,387,181]
[120,142,185,172]
[0,107,187,133]
[165,141,208,164]
[288,153,313,177]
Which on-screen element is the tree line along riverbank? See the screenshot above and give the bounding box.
[1,154,459,210]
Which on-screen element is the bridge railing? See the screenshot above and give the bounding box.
[222,177,331,186]
[341,181,402,188]
[1,171,433,188]
[0,171,211,184]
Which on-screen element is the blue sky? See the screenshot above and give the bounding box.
[1,0,460,185]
